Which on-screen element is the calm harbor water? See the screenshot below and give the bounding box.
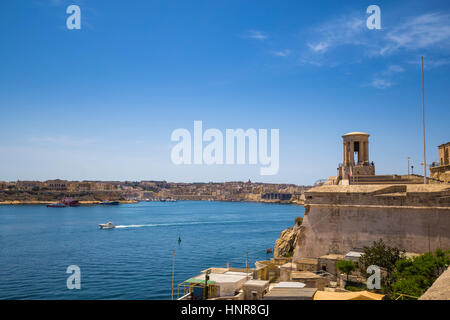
[0,201,304,299]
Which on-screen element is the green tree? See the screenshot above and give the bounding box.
[337,260,357,282]
[391,249,450,299]
[358,239,405,291]
[294,216,303,226]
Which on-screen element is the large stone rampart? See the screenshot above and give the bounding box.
[293,184,450,260]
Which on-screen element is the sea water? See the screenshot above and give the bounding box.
[0,201,303,299]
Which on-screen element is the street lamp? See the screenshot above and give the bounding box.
[408,157,411,176]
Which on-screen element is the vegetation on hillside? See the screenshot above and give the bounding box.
[359,239,450,299]
[391,249,450,299]
[358,239,405,290]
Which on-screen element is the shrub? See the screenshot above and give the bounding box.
[337,260,357,281]
[294,216,303,226]
[391,249,450,299]
[358,239,405,291]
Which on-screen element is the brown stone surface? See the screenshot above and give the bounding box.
[294,184,450,259]
[419,267,450,300]
[274,224,301,258]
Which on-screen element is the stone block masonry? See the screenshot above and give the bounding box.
[293,184,450,260]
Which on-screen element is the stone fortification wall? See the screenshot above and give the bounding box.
[293,184,450,260]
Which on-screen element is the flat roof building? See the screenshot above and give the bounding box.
[263,287,317,300]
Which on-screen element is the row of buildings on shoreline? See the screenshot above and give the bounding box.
[0,179,311,204]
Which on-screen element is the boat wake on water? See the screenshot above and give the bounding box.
[113,219,263,229]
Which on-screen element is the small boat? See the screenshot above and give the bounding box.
[266,248,273,254]
[62,198,79,207]
[100,201,120,205]
[99,222,115,229]
[47,203,67,208]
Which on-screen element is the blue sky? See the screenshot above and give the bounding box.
[0,0,449,185]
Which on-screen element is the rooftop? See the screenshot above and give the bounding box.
[273,281,306,288]
[307,184,450,194]
[243,279,269,287]
[291,271,322,279]
[263,287,317,300]
[342,132,370,137]
[345,251,364,258]
[295,258,318,264]
[319,254,346,260]
[192,271,249,284]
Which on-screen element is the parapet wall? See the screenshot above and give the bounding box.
[293,184,450,260]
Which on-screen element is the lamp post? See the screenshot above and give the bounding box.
[204,269,210,300]
[408,157,410,176]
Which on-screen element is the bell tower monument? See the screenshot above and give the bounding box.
[338,132,375,183]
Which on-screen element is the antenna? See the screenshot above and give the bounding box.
[421,56,427,184]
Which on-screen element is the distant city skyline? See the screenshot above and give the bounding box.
[1,0,450,185]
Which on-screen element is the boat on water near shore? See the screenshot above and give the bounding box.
[47,203,67,208]
[100,201,120,205]
[61,198,79,207]
[99,222,115,229]
[47,198,80,208]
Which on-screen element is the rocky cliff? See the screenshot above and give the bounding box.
[274,221,302,258]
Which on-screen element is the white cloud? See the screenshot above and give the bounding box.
[298,58,323,67]
[303,11,450,61]
[369,79,393,89]
[367,65,404,89]
[270,49,291,57]
[306,15,367,54]
[383,65,404,75]
[245,30,268,40]
[380,13,450,55]
[408,57,450,69]
[308,42,329,53]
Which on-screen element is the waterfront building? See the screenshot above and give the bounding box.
[45,179,69,190]
[16,180,42,191]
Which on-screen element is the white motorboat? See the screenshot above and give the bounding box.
[99,222,115,229]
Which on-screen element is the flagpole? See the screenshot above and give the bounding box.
[421,56,427,184]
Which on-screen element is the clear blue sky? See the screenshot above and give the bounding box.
[0,0,449,185]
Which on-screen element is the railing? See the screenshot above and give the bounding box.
[177,292,192,300]
[314,179,327,187]
[394,293,419,300]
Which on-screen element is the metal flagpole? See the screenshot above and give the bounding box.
[421,56,427,184]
